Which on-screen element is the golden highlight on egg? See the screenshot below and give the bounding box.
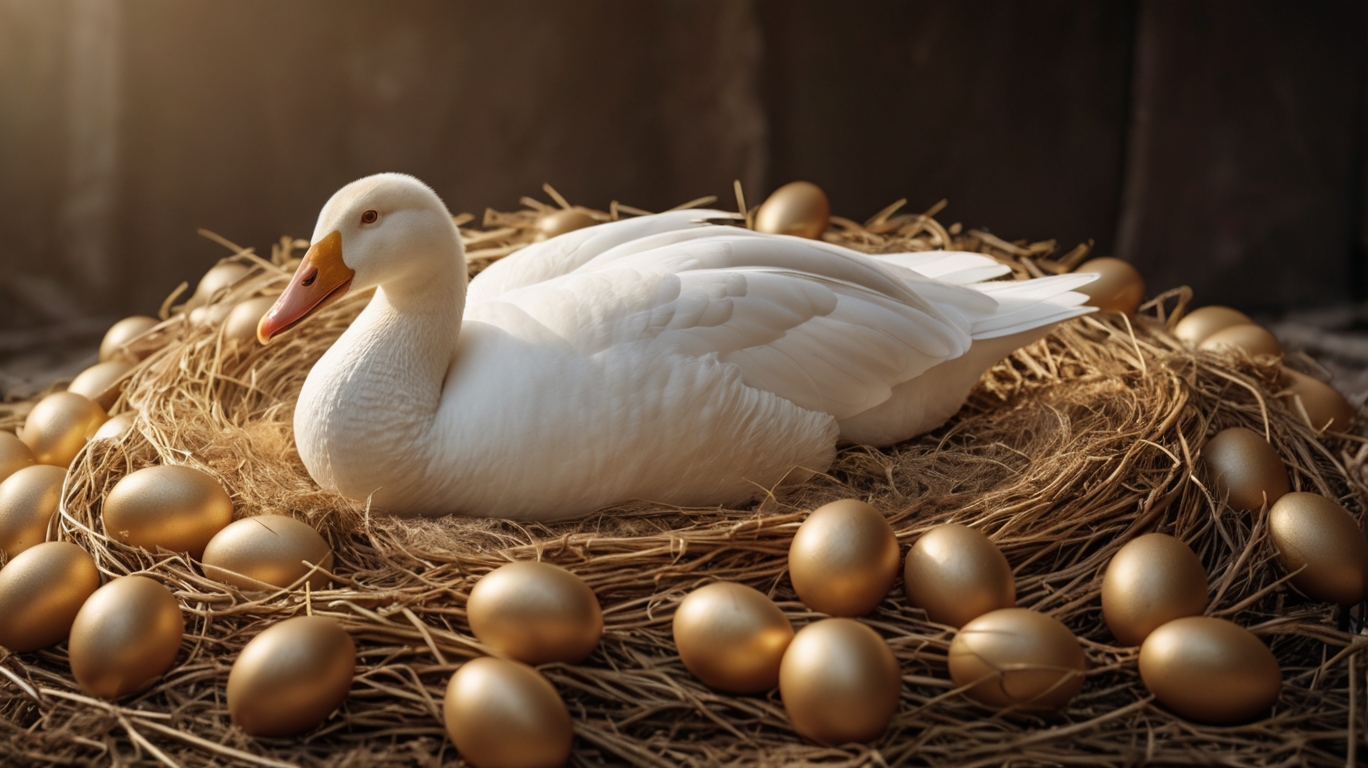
[20,392,108,468]
[1173,306,1253,345]
[948,608,1086,710]
[673,581,794,693]
[467,561,603,665]
[202,514,333,591]
[1101,533,1207,646]
[536,208,598,241]
[0,431,35,484]
[1279,368,1355,432]
[903,523,1014,628]
[227,615,356,737]
[66,361,134,411]
[788,498,900,617]
[0,541,101,652]
[754,181,831,240]
[1139,616,1281,724]
[69,575,184,699]
[91,413,136,442]
[0,464,67,558]
[1074,257,1145,315]
[778,618,901,745]
[1198,324,1283,359]
[189,262,251,309]
[224,295,280,346]
[444,657,574,768]
[1268,492,1368,606]
[1202,427,1289,511]
[99,316,159,363]
[102,465,234,559]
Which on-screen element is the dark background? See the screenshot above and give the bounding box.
[2,0,1366,341]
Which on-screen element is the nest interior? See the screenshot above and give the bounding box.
[1,189,1366,767]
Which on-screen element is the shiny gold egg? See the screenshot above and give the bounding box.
[1173,306,1252,345]
[0,541,101,652]
[99,315,159,362]
[1139,616,1280,724]
[468,561,602,665]
[948,608,1086,710]
[673,581,794,693]
[69,575,184,699]
[535,208,598,241]
[1198,323,1283,358]
[444,657,573,768]
[1280,368,1355,432]
[91,413,136,442]
[188,302,232,327]
[202,515,333,591]
[0,431,35,486]
[1202,427,1289,511]
[224,296,279,346]
[1268,492,1368,606]
[755,181,831,240]
[1074,257,1145,315]
[903,523,1014,628]
[101,465,233,559]
[0,464,67,558]
[189,262,250,308]
[20,391,107,467]
[778,618,901,744]
[67,360,134,410]
[1101,533,1207,646]
[789,499,900,617]
[227,615,355,736]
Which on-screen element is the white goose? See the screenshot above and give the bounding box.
[259,174,1093,520]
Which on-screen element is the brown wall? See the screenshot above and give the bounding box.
[1,0,1365,337]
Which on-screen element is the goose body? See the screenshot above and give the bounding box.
[261,174,1093,519]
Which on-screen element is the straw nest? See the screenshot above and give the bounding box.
[1,187,1366,767]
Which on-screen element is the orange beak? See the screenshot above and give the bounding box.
[258,230,355,344]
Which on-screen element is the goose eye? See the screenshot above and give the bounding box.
[360,210,379,225]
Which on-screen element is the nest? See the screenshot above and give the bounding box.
[1,187,1366,767]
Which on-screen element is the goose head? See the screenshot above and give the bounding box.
[259,173,464,343]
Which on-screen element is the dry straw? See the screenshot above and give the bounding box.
[1,189,1366,766]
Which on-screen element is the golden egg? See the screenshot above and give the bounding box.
[788,499,900,617]
[20,392,108,468]
[1173,306,1252,345]
[467,561,602,665]
[91,413,137,442]
[673,581,794,693]
[1139,616,1280,724]
[202,515,333,591]
[101,465,233,559]
[99,315,159,362]
[0,431,36,486]
[1074,257,1145,315]
[0,541,101,652]
[1198,323,1282,358]
[903,523,1014,628]
[1268,492,1368,606]
[948,608,1086,710]
[754,181,831,240]
[189,262,251,308]
[444,657,573,768]
[67,360,134,410]
[0,464,67,558]
[69,575,184,699]
[1202,427,1289,511]
[535,208,598,241]
[778,618,901,744]
[188,302,232,327]
[1279,368,1355,432]
[1101,533,1207,646]
[224,296,279,346]
[227,615,355,737]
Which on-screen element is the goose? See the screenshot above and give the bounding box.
[258,173,1094,520]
